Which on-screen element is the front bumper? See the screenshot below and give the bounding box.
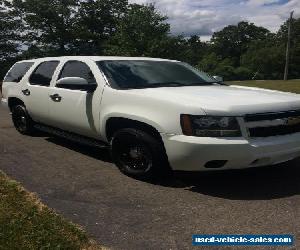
[162,133,300,171]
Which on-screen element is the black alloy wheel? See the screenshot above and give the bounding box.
[111,128,169,179]
[11,105,35,135]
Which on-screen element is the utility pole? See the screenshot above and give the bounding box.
[284,11,294,80]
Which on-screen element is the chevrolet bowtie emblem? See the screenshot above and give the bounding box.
[284,117,300,126]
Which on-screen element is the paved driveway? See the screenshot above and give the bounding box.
[0,106,299,250]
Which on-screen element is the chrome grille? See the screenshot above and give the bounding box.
[244,110,300,137]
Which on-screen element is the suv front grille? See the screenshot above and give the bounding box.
[248,123,300,137]
[245,110,300,138]
[245,110,300,122]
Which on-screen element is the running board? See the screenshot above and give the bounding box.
[34,124,108,148]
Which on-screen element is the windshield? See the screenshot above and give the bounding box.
[97,60,218,89]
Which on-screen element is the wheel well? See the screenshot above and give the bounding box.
[105,117,163,143]
[8,98,24,111]
[105,118,170,167]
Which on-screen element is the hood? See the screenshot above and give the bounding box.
[128,85,300,116]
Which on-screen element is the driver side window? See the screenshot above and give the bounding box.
[58,61,96,85]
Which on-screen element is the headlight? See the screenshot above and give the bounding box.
[180,114,241,137]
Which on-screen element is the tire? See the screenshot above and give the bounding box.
[111,128,169,179]
[11,104,35,135]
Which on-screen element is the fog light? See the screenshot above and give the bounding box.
[204,160,227,169]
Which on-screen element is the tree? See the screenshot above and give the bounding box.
[6,0,79,56]
[179,35,208,66]
[233,67,253,80]
[211,21,270,66]
[241,39,285,80]
[73,0,128,55]
[0,0,23,77]
[277,17,300,79]
[1,0,296,81]
[106,4,171,57]
[197,52,220,73]
[197,21,275,80]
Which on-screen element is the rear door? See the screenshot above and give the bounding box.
[23,61,60,124]
[48,60,102,138]
[1,61,34,101]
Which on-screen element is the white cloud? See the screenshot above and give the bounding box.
[247,0,282,7]
[129,0,300,40]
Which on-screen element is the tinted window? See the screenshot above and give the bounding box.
[59,61,96,84]
[97,60,216,89]
[4,62,34,82]
[29,61,59,86]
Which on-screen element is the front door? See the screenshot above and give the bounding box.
[48,60,101,138]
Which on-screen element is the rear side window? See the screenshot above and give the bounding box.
[4,62,34,82]
[59,61,96,84]
[29,61,59,86]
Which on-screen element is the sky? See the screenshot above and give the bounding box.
[129,0,300,41]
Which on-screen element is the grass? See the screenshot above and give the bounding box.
[228,79,300,94]
[0,171,103,250]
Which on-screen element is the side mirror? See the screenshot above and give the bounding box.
[56,77,97,92]
[213,75,223,82]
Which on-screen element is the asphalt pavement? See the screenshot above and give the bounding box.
[0,105,299,250]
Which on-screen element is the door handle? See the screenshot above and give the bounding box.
[49,94,62,102]
[22,89,30,96]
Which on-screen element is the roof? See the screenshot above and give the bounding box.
[18,56,179,63]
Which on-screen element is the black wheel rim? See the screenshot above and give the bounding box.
[115,137,153,173]
[12,107,27,132]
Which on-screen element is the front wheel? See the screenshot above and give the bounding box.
[11,105,35,135]
[111,128,169,179]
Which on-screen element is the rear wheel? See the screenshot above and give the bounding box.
[11,105,35,135]
[111,128,169,179]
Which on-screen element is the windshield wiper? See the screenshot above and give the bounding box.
[187,82,215,86]
[126,82,188,89]
[122,81,219,89]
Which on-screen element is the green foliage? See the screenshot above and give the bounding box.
[7,0,79,56]
[211,21,270,66]
[198,54,238,80]
[0,0,299,81]
[106,4,170,57]
[198,52,220,72]
[233,67,253,80]
[241,39,285,80]
[277,18,300,79]
[0,3,20,59]
[177,35,208,65]
[73,0,128,55]
[203,20,300,81]
[0,1,23,77]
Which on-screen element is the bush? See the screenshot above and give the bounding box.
[234,67,253,80]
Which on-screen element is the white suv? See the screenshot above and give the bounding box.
[2,56,300,178]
